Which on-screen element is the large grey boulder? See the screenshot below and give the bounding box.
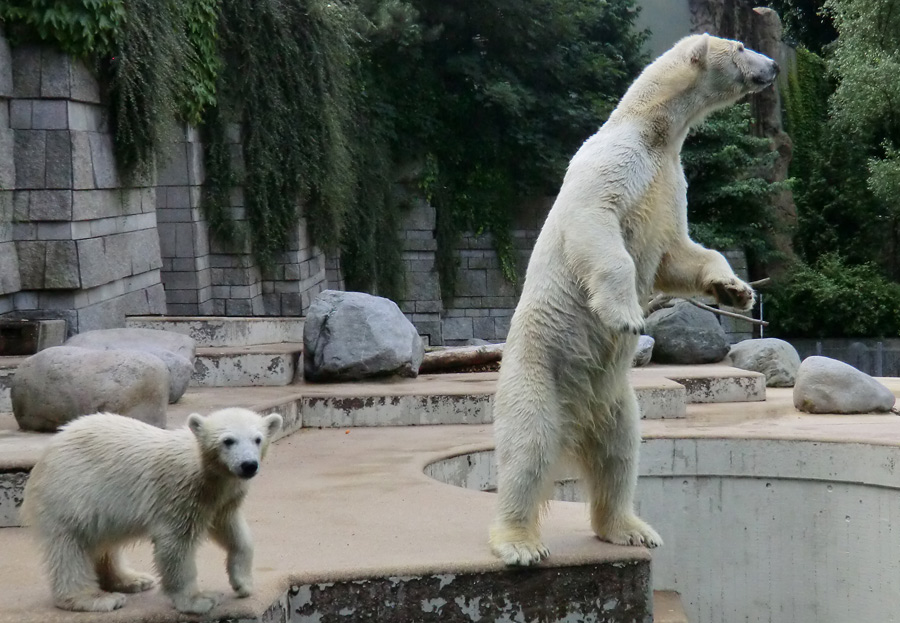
[304,290,425,382]
[632,335,655,367]
[646,301,729,364]
[66,328,195,403]
[793,356,896,414]
[11,346,169,431]
[725,338,801,387]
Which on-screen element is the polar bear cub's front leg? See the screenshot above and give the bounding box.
[211,510,255,597]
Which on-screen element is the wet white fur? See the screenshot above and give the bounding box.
[490,34,777,565]
[22,408,283,613]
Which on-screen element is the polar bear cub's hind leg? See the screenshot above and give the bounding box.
[42,533,127,612]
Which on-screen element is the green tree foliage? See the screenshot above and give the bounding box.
[765,254,900,338]
[681,103,784,259]
[358,0,648,297]
[764,0,835,53]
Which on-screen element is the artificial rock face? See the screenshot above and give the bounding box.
[646,301,730,365]
[725,338,800,387]
[304,290,424,382]
[793,356,895,414]
[66,328,196,403]
[12,346,169,431]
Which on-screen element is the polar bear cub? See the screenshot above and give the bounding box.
[489,34,778,565]
[22,407,283,613]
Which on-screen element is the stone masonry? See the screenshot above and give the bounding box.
[0,34,165,334]
[155,122,330,317]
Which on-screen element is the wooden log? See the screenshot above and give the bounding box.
[420,343,505,373]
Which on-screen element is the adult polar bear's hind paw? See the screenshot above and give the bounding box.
[490,525,550,566]
[594,514,663,549]
[709,277,755,312]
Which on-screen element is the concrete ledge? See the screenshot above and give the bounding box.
[127,316,305,347]
[192,344,302,387]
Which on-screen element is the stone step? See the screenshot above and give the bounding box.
[192,343,303,387]
[654,590,690,623]
[126,316,305,347]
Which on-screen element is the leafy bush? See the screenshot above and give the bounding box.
[682,103,785,258]
[765,254,900,338]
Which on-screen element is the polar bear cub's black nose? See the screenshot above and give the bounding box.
[239,461,259,478]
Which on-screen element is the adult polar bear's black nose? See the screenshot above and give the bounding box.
[239,461,259,478]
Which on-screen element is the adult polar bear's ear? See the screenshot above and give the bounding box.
[187,413,206,438]
[689,33,710,66]
[263,413,283,438]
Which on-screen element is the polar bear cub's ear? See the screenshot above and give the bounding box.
[689,33,710,66]
[187,413,206,438]
[263,413,283,438]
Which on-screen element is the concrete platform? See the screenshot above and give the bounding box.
[0,426,654,623]
[126,316,305,347]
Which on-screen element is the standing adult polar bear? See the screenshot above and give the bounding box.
[490,34,778,565]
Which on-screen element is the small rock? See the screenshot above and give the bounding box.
[646,301,729,364]
[793,356,896,414]
[632,335,654,367]
[66,328,196,403]
[304,290,425,382]
[725,338,801,387]
[11,346,169,431]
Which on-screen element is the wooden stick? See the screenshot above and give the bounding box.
[420,343,505,373]
[683,298,769,327]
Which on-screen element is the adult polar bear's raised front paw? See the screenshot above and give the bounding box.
[708,277,755,312]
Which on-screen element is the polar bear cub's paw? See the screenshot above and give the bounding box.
[56,591,127,612]
[172,591,221,614]
[489,525,550,566]
[708,277,755,311]
[107,570,156,593]
[593,514,663,549]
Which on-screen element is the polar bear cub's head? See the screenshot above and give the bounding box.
[187,408,283,479]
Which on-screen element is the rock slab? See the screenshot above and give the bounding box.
[646,301,729,365]
[632,335,655,367]
[66,328,196,403]
[11,346,169,431]
[725,338,801,387]
[793,356,896,414]
[304,290,425,382]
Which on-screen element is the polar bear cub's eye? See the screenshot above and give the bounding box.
[222,437,236,448]
[254,436,262,445]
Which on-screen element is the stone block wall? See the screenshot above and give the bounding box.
[0,36,165,334]
[155,123,329,318]
[397,203,443,345]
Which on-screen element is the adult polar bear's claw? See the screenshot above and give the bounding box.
[594,514,664,549]
[490,34,776,566]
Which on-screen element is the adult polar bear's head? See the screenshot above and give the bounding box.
[685,33,779,101]
[619,33,779,132]
[187,408,283,479]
